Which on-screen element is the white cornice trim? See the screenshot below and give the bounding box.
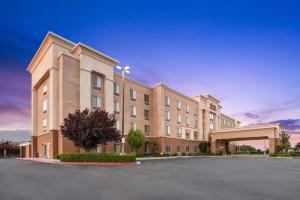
[154,83,199,104]
[212,123,281,134]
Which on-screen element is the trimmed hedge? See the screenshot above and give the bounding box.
[275,152,300,157]
[58,153,136,162]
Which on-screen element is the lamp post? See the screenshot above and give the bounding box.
[115,65,130,154]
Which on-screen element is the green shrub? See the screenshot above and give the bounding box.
[290,152,300,157]
[58,153,136,162]
[171,153,178,156]
[275,152,300,157]
[181,152,186,156]
[275,153,290,157]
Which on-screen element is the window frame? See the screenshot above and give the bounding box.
[144,94,150,105]
[92,96,101,109]
[114,82,120,95]
[130,89,136,100]
[92,74,101,89]
[130,105,136,117]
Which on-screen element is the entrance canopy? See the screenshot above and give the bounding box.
[210,124,282,155]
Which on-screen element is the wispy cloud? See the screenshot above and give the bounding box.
[0,130,31,142]
[244,112,260,119]
[270,119,300,132]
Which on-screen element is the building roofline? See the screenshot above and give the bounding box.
[27,31,76,73]
[201,94,220,103]
[113,72,152,89]
[221,113,236,121]
[19,142,31,147]
[154,83,199,103]
[71,42,119,65]
[212,123,282,134]
[27,32,119,73]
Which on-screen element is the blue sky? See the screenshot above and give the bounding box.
[0,0,299,146]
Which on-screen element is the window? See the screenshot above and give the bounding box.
[223,120,226,125]
[96,144,102,153]
[194,108,197,116]
[194,119,197,128]
[114,82,120,95]
[114,144,121,153]
[131,106,136,117]
[144,94,150,105]
[130,122,136,130]
[227,121,230,126]
[165,126,171,136]
[186,117,190,126]
[176,100,181,110]
[42,119,47,131]
[144,125,150,136]
[209,122,214,130]
[177,146,181,153]
[186,104,190,113]
[194,146,198,153]
[165,96,170,106]
[194,131,198,140]
[43,85,47,95]
[165,111,170,121]
[116,120,120,130]
[144,109,149,120]
[165,144,171,153]
[186,146,190,152]
[130,89,136,100]
[177,114,181,123]
[92,96,101,109]
[209,113,214,120]
[92,74,101,89]
[185,129,190,139]
[232,123,234,127]
[177,127,182,137]
[114,101,120,113]
[42,100,47,113]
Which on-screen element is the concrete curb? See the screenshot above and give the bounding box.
[61,161,141,166]
[137,155,230,161]
[16,158,141,166]
[16,158,61,164]
[271,157,294,159]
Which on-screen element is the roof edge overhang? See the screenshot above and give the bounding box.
[26,31,75,73]
[71,42,119,66]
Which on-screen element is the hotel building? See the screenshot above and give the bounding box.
[23,32,282,158]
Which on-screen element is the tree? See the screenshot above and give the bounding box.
[61,109,121,152]
[294,142,300,152]
[239,145,256,153]
[127,129,145,153]
[277,131,291,153]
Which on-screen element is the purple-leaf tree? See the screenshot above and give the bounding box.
[61,109,121,152]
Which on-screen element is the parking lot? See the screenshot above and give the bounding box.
[0,157,299,200]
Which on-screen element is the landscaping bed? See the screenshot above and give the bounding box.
[275,152,300,157]
[57,153,136,162]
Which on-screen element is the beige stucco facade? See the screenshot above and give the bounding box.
[25,32,283,158]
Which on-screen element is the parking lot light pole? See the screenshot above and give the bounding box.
[115,65,130,154]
